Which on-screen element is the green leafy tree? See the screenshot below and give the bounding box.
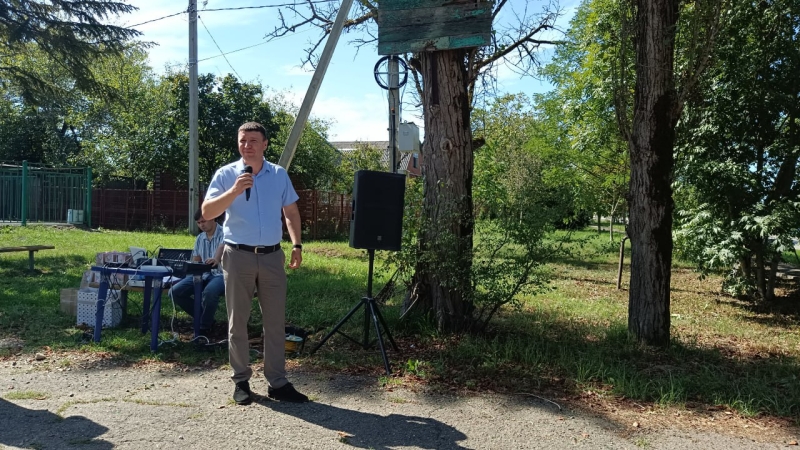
[538,0,631,240]
[0,44,154,170]
[267,96,340,190]
[156,72,275,186]
[331,142,389,193]
[674,0,800,302]
[156,74,339,190]
[0,0,140,104]
[467,94,572,329]
[66,45,170,184]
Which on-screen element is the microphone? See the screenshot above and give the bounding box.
[244,165,253,201]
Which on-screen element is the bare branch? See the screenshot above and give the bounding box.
[476,20,560,73]
[264,0,562,106]
[492,0,508,20]
[264,0,376,68]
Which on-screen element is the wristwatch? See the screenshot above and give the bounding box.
[293,244,303,250]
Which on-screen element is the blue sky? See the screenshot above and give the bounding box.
[123,0,571,142]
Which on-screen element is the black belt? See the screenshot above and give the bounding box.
[226,243,281,254]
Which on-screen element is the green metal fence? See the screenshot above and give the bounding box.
[0,161,92,226]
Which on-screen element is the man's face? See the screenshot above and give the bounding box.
[238,130,267,163]
[196,217,215,233]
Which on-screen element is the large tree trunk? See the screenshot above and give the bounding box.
[410,49,475,332]
[627,0,680,347]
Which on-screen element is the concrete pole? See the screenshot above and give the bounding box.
[388,57,400,173]
[188,0,200,234]
[278,0,355,170]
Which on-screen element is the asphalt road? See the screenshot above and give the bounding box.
[0,356,795,449]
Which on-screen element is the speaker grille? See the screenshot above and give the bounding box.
[349,170,406,251]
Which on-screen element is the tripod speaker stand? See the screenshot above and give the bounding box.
[309,248,398,374]
[311,170,405,374]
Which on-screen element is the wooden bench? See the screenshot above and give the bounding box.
[0,245,55,271]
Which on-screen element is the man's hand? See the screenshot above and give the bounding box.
[232,172,253,196]
[204,258,217,267]
[288,247,302,269]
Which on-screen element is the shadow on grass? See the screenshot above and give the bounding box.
[428,308,800,419]
[0,253,87,278]
[715,288,800,327]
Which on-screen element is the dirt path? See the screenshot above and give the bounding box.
[0,354,797,449]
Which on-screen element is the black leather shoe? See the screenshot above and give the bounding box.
[267,383,308,403]
[233,381,253,405]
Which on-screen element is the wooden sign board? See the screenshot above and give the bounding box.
[377,0,493,55]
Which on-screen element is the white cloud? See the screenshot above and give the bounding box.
[315,92,389,142]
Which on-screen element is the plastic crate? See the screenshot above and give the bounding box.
[77,288,123,328]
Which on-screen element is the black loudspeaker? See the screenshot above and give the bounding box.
[349,170,406,251]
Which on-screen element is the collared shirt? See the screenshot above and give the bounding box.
[205,157,299,246]
[193,224,224,276]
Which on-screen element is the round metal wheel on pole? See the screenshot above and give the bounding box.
[373,55,408,90]
[374,56,408,173]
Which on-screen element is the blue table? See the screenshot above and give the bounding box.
[90,265,205,352]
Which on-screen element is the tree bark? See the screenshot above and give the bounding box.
[410,49,475,332]
[766,255,778,302]
[627,0,679,347]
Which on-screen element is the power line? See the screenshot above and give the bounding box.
[199,0,337,12]
[197,27,314,63]
[128,1,338,29]
[198,15,243,80]
[197,41,268,63]
[130,2,320,69]
[129,10,187,28]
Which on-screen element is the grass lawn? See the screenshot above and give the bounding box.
[1,224,798,426]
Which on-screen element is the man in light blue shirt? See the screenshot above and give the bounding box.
[169,209,224,335]
[202,122,306,405]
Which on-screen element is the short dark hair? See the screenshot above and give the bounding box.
[238,122,268,140]
[196,208,223,223]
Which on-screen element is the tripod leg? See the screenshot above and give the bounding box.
[363,298,371,348]
[310,298,367,354]
[368,300,391,375]
[371,300,399,351]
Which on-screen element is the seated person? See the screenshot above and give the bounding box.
[169,209,225,335]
